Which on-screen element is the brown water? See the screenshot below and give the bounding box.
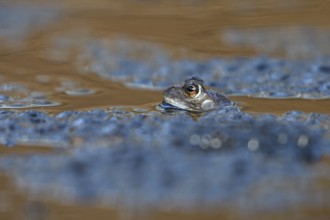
[2,50,330,114]
[1,0,330,219]
[1,1,330,115]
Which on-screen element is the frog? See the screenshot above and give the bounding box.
[159,76,233,112]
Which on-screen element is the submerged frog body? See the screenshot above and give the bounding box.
[160,77,233,112]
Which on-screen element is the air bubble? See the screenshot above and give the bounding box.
[200,137,210,149]
[3,103,29,108]
[32,101,61,107]
[210,138,222,149]
[297,135,309,148]
[247,138,259,151]
[0,100,61,109]
[189,134,200,145]
[64,88,96,96]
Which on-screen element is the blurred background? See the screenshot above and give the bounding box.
[1,0,330,219]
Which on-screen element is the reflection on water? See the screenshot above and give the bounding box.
[1,0,330,220]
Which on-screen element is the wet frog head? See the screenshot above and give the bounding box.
[160,77,232,112]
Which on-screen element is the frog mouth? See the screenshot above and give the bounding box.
[158,101,184,110]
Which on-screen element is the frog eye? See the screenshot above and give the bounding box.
[184,84,199,98]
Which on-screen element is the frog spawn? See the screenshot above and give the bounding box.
[0,109,328,213]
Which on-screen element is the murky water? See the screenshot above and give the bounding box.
[1,1,330,220]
